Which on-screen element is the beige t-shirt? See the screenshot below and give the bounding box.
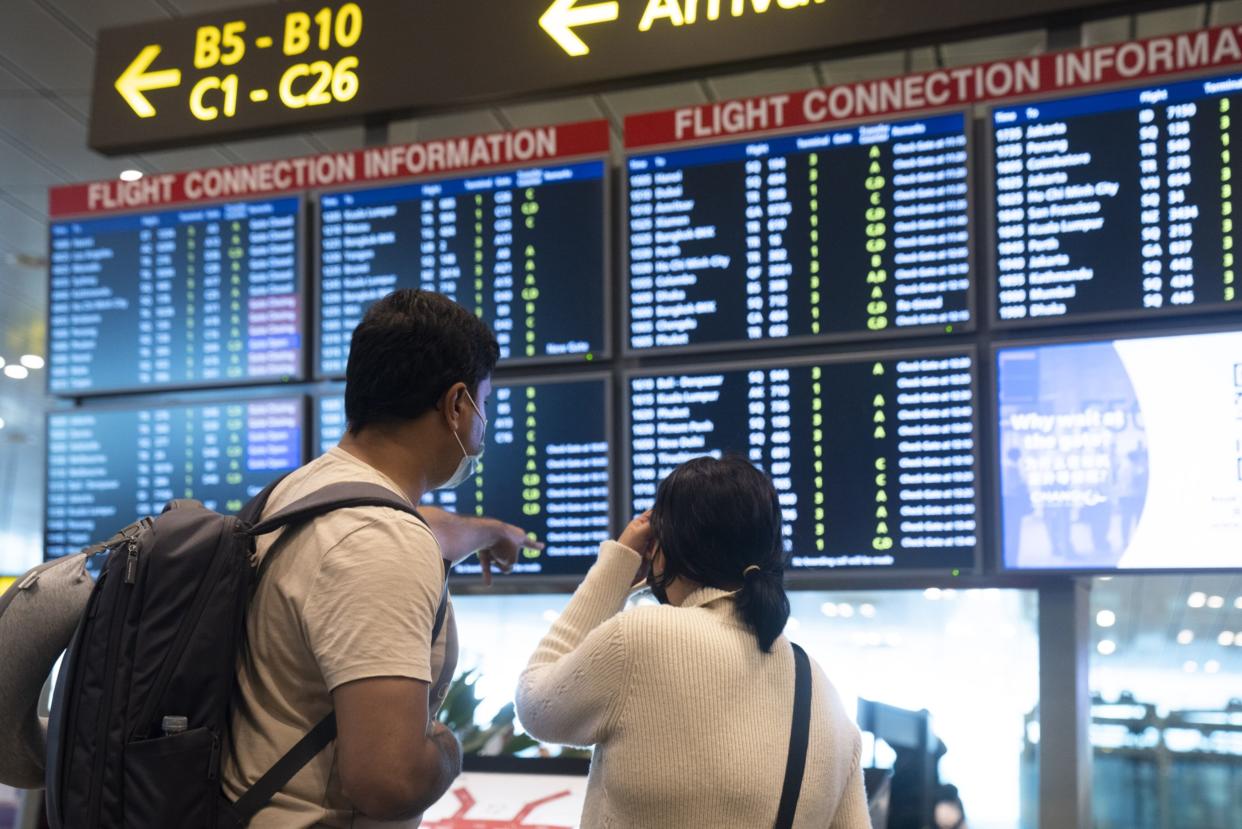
[222,447,456,828]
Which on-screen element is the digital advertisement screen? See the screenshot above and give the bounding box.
[998,330,1242,571]
[48,198,303,395]
[317,161,607,375]
[625,112,972,352]
[45,397,304,560]
[992,72,1242,325]
[316,377,611,578]
[627,353,979,573]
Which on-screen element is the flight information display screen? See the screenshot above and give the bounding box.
[48,198,303,395]
[45,397,304,559]
[317,161,607,375]
[991,72,1242,324]
[316,377,611,578]
[998,330,1242,572]
[627,352,979,572]
[625,112,972,352]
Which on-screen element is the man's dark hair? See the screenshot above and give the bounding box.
[345,290,499,435]
[649,455,791,652]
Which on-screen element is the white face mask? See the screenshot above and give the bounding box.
[440,389,486,490]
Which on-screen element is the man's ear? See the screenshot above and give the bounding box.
[441,382,468,426]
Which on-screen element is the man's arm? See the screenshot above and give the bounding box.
[334,677,462,821]
[419,507,545,585]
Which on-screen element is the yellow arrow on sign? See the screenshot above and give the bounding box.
[540,0,620,57]
[115,45,182,118]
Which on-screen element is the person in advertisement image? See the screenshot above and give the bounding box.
[998,330,1242,570]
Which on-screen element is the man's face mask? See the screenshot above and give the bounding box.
[440,388,486,490]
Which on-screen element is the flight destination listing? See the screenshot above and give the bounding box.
[627,113,972,352]
[45,398,304,560]
[992,72,1242,323]
[48,198,302,395]
[629,354,979,572]
[317,378,610,578]
[318,161,606,375]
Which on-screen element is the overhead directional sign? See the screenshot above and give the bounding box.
[90,0,1143,155]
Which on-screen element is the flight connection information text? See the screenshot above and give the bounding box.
[628,354,978,571]
[626,113,972,351]
[48,198,302,394]
[45,398,303,559]
[317,379,610,577]
[993,73,1242,323]
[318,161,607,373]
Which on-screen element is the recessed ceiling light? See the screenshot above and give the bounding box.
[0,417,6,430]
[1218,631,1235,647]
[1188,592,1207,608]
[1097,640,1116,656]
[784,617,801,633]
[837,603,855,618]
[1207,595,1225,609]
[0,355,5,369]
[1235,597,1242,610]
[19,354,43,370]
[1177,630,1195,645]
[119,169,144,182]
[1183,660,1199,673]
[924,588,943,601]
[820,602,838,618]
[859,603,876,618]
[3,365,28,380]
[1096,610,1116,628]
[1205,660,1221,674]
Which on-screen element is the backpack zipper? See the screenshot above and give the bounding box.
[85,540,138,825]
[131,525,234,739]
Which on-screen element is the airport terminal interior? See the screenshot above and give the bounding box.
[1,1,1242,827]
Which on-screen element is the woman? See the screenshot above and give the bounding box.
[516,456,869,828]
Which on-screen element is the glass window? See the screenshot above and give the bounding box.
[1090,575,1242,829]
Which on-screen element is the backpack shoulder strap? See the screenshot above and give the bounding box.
[247,482,426,537]
[774,642,813,829]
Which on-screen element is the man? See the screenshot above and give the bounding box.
[223,289,540,826]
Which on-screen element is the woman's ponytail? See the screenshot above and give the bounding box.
[737,570,790,653]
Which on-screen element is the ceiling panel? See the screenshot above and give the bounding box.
[307,124,368,152]
[498,96,606,129]
[600,81,709,121]
[706,65,819,102]
[221,134,322,163]
[1135,5,1207,38]
[1082,15,1132,47]
[939,30,1047,67]
[0,95,136,181]
[0,198,48,256]
[41,0,172,39]
[0,139,66,194]
[0,0,95,93]
[1211,0,1242,25]
[136,144,237,174]
[388,110,506,146]
[818,50,908,85]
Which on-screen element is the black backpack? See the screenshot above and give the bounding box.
[44,479,450,829]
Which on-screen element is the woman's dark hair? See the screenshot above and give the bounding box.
[345,289,499,435]
[649,455,791,652]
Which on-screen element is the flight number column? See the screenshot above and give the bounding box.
[745,156,792,340]
[1139,102,1198,310]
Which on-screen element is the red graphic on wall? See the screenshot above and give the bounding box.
[424,787,575,829]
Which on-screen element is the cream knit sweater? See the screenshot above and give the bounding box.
[516,541,871,829]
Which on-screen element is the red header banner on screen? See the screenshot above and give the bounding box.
[50,119,610,218]
[626,24,1242,148]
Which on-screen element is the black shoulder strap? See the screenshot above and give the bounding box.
[774,642,813,829]
[226,481,452,827]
